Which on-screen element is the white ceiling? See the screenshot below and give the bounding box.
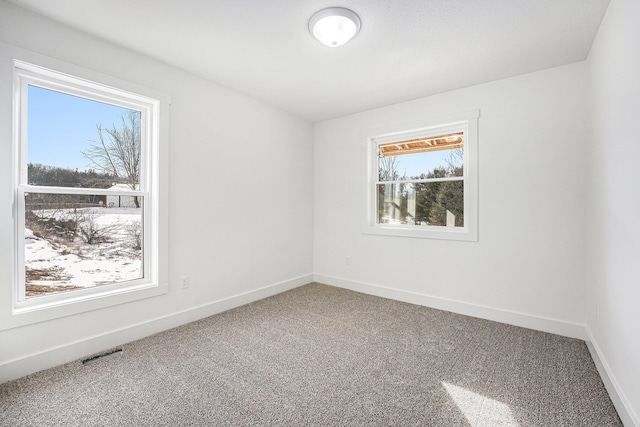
[7,0,610,122]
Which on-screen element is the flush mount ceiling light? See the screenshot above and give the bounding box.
[309,7,361,47]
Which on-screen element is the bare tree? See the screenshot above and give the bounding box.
[83,111,141,207]
[444,148,464,176]
[379,155,400,181]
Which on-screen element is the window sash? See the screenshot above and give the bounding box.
[15,64,152,192]
[18,185,147,197]
[16,187,152,307]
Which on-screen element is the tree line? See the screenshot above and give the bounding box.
[28,163,118,188]
[378,149,464,227]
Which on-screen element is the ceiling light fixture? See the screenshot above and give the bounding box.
[309,7,361,47]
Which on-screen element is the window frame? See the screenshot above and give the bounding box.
[5,59,169,329]
[363,110,479,241]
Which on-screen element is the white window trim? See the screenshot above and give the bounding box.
[2,56,170,330]
[362,110,479,241]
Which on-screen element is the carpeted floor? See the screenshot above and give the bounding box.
[0,283,622,426]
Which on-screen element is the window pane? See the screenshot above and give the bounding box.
[378,147,464,181]
[24,192,143,298]
[27,85,141,189]
[377,181,464,227]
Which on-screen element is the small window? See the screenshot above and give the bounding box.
[11,60,166,319]
[364,111,478,241]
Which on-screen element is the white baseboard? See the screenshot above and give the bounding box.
[586,327,639,427]
[0,274,313,384]
[314,274,587,340]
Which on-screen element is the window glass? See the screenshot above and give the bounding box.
[22,84,144,299]
[377,181,464,227]
[376,135,465,228]
[27,85,141,188]
[24,192,143,298]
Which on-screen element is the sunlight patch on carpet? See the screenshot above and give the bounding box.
[442,381,519,426]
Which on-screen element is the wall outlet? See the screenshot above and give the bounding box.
[345,256,351,265]
[180,275,190,289]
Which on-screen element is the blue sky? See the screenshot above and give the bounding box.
[379,148,463,180]
[28,85,135,171]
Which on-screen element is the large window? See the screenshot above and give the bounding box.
[11,60,166,319]
[364,111,478,241]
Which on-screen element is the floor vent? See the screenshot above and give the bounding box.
[82,348,123,366]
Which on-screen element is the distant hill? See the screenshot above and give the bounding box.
[28,163,122,189]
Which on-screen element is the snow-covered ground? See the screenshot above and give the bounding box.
[25,207,142,298]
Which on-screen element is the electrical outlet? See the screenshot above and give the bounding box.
[346,256,351,265]
[180,275,190,289]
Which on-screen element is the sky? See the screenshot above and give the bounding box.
[379,148,463,180]
[27,85,135,171]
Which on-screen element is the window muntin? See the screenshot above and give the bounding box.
[365,111,478,241]
[14,61,160,311]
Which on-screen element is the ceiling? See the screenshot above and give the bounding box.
[6,0,610,122]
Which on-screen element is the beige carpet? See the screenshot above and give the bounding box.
[0,283,622,426]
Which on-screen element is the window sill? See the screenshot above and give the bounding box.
[363,224,478,241]
[2,281,168,331]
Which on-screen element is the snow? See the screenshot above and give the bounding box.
[25,207,142,297]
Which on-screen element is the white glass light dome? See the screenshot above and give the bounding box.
[309,7,361,47]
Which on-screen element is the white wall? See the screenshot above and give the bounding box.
[314,62,589,338]
[0,1,314,382]
[586,0,640,424]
